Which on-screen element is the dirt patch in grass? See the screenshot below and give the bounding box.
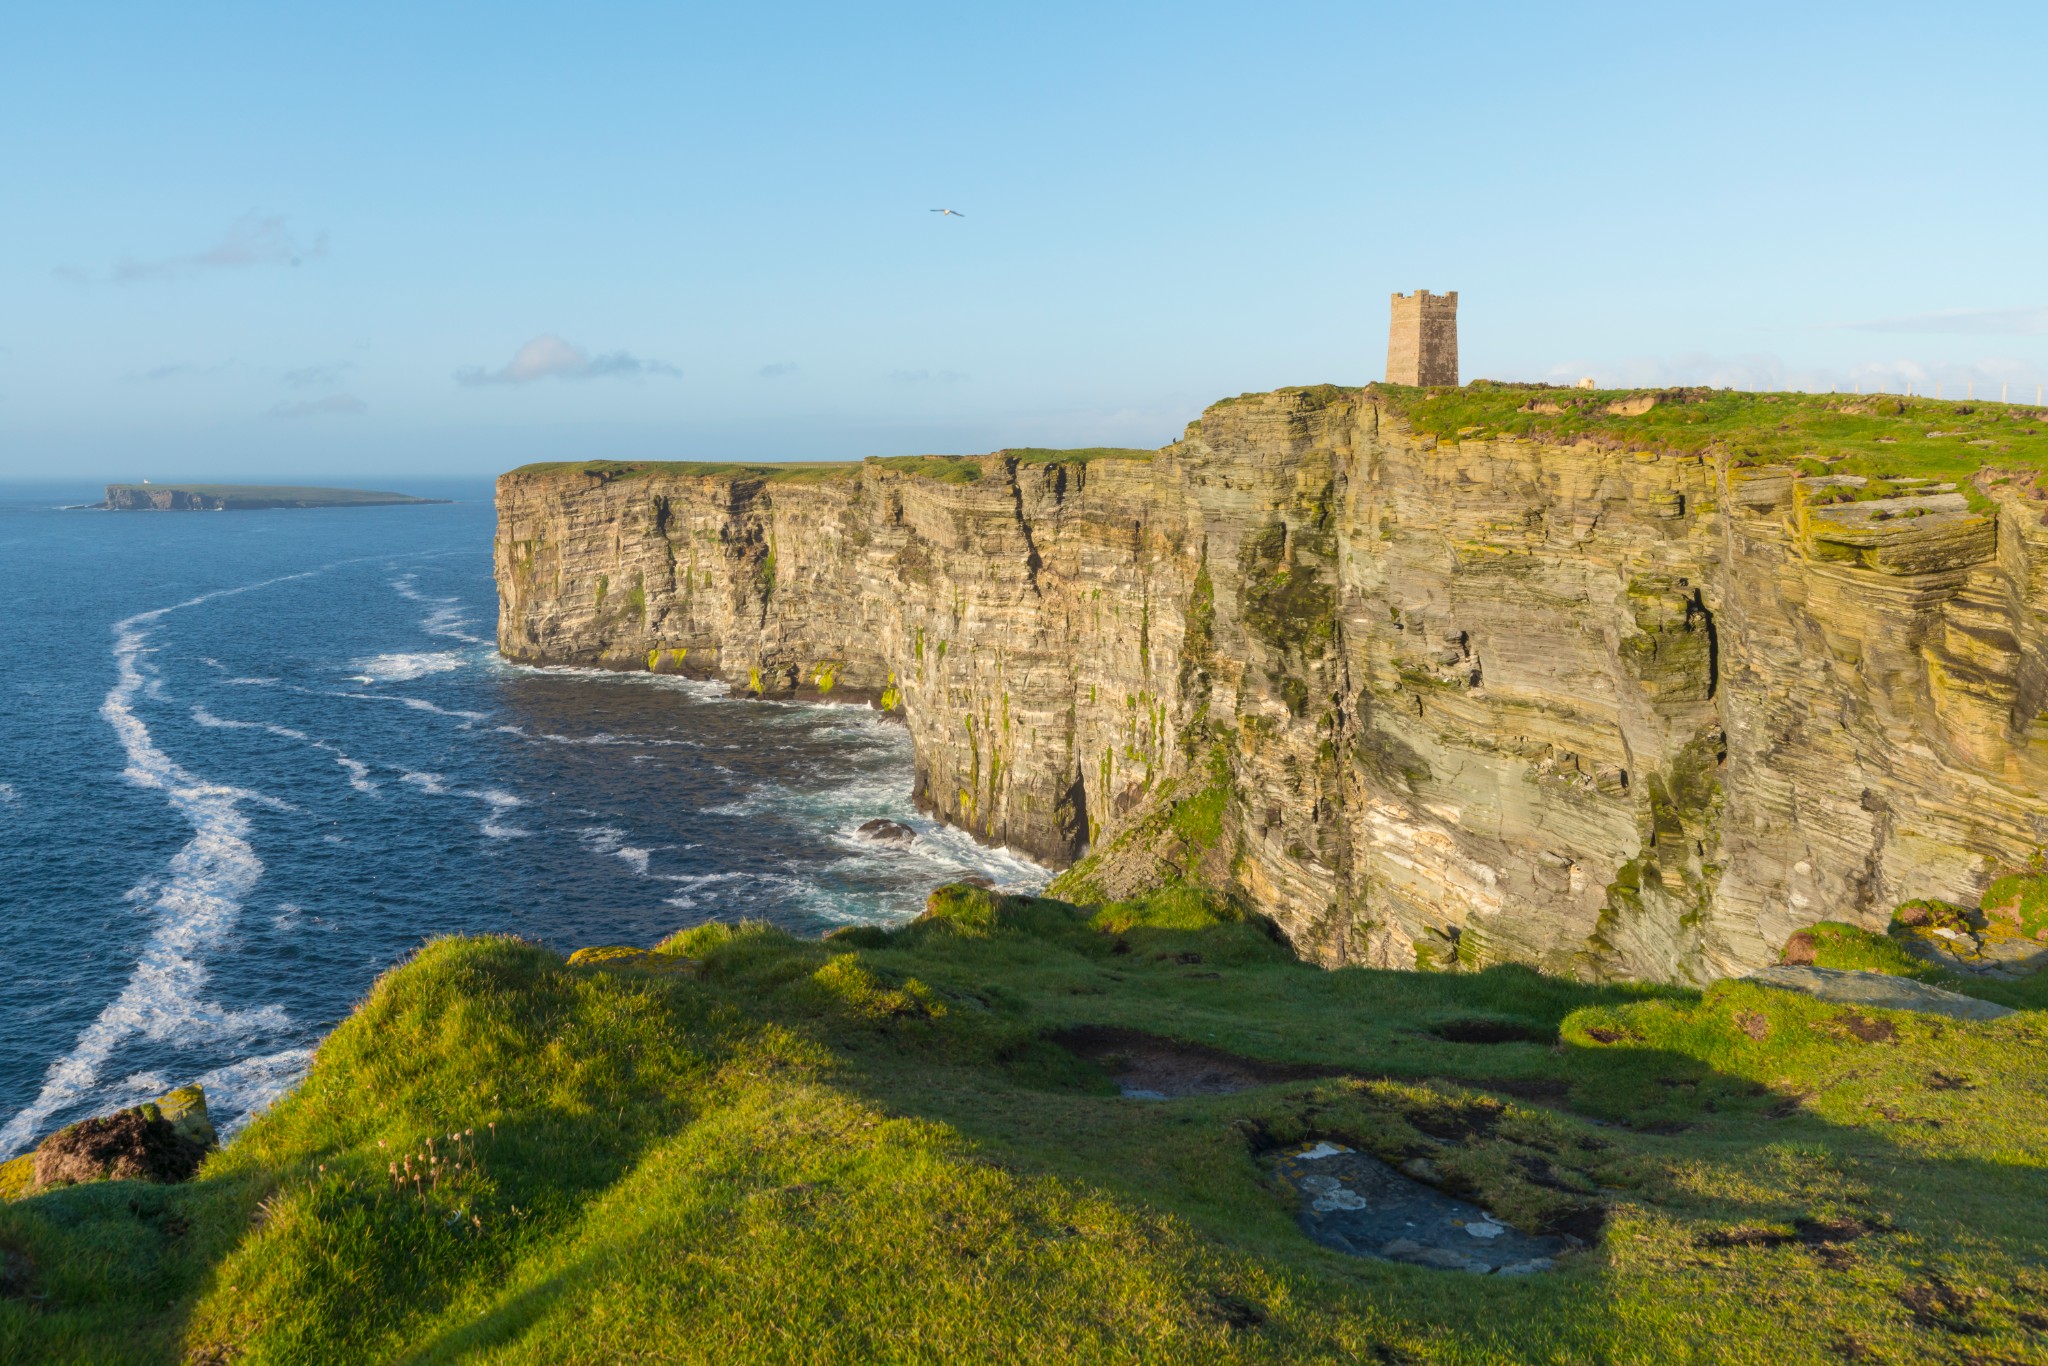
[1581,1025,1642,1045]
[1198,1289,1267,1330]
[1404,1095,1505,1142]
[1897,1275,1982,1334]
[1429,1018,1556,1044]
[1049,1026,1340,1098]
[1818,1011,1900,1044]
[1701,1216,1881,1268]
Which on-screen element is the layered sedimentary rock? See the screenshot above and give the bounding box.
[496,388,2048,982]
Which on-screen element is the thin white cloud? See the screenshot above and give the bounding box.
[890,368,968,384]
[112,213,328,284]
[267,394,367,419]
[1835,306,2048,336]
[456,334,680,387]
[758,361,798,378]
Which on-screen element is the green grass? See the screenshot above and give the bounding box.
[1369,382,2048,488]
[506,446,1157,490]
[504,460,862,484]
[1001,447,1156,466]
[5,889,2044,1363]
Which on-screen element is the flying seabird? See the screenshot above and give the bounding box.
[930,208,965,218]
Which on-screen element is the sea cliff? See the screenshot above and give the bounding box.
[496,386,2048,983]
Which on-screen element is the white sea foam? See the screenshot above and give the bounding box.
[400,772,532,839]
[0,578,310,1157]
[0,782,16,805]
[659,870,749,910]
[318,688,487,724]
[390,573,489,645]
[349,651,467,683]
[495,724,700,749]
[196,1047,318,1138]
[582,825,654,876]
[190,706,380,794]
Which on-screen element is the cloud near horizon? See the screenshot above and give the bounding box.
[110,213,327,284]
[456,334,680,387]
[267,394,367,419]
[281,362,354,388]
[1836,305,2048,336]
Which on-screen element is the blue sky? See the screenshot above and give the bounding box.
[4,0,2046,482]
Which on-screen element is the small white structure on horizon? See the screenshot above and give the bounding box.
[1575,377,1596,390]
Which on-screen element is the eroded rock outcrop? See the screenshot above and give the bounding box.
[496,389,2048,982]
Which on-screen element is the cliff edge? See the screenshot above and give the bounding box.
[496,387,2048,983]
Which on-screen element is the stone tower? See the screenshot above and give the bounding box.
[1385,289,1459,387]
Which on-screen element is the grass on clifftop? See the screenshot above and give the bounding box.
[1374,382,2048,487]
[507,448,1155,489]
[3,889,2045,1364]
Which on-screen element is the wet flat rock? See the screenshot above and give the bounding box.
[1275,1141,1569,1275]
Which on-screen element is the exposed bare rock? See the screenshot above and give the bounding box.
[497,387,2048,983]
[31,1086,216,1188]
[1742,966,2016,1022]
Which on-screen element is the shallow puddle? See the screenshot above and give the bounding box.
[1274,1141,1572,1275]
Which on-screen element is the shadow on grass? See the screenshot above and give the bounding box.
[3,904,2044,1363]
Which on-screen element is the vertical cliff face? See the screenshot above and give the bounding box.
[497,390,2048,982]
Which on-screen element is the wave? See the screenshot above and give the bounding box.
[399,772,532,839]
[349,651,469,683]
[0,576,312,1157]
[190,706,380,795]
[390,573,489,646]
[581,825,654,876]
[309,687,489,725]
[494,724,701,749]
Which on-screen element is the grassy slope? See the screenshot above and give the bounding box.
[4,889,2044,1365]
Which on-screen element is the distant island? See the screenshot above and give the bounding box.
[97,483,450,511]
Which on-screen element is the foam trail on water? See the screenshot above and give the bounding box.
[390,572,489,645]
[0,578,310,1157]
[400,772,532,838]
[582,825,654,876]
[191,706,380,794]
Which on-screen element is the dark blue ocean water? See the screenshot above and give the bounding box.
[0,483,1042,1156]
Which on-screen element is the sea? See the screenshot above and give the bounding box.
[0,482,1044,1158]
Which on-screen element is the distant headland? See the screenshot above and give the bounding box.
[94,483,450,511]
